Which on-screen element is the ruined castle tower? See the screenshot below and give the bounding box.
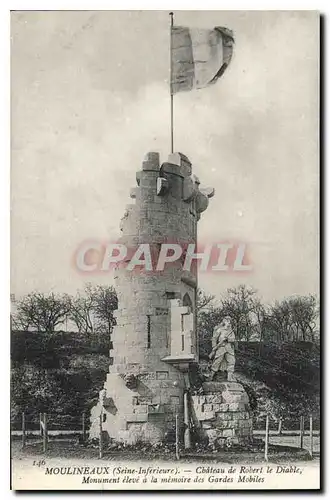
[90,152,214,444]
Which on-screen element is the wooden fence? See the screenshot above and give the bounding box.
[18,411,88,451]
[263,414,317,460]
[16,411,319,460]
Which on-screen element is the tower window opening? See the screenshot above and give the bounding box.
[181,334,185,351]
[147,315,151,348]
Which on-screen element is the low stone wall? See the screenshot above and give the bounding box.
[191,382,253,448]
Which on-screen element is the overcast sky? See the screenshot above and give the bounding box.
[11,10,319,302]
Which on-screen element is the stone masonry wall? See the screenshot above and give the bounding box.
[191,383,253,449]
[90,151,214,444]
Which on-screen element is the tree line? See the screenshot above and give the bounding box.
[11,284,118,338]
[197,285,319,358]
[10,284,319,427]
[11,283,319,348]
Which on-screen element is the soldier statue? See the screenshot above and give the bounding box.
[209,317,236,382]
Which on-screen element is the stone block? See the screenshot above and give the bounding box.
[142,152,160,171]
[228,403,240,412]
[156,371,169,380]
[199,411,215,421]
[230,420,240,429]
[237,419,245,428]
[202,382,227,394]
[222,390,248,404]
[126,413,148,423]
[223,382,245,392]
[240,420,251,429]
[137,396,153,404]
[237,403,248,411]
[215,412,226,421]
[222,429,235,438]
[216,420,228,429]
[134,405,148,414]
[212,403,221,412]
[212,394,223,404]
[219,403,229,412]
[167,152,192,176]
[203,403,213,412]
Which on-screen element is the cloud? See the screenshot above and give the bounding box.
[11,11,319,300]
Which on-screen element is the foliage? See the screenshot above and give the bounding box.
[266,295,319,342]
[10,285,320,431]
[197,285,319,354]
[12,292,71,334]
[12,285,118,340]
[235,341,320,428]
[68,283,118,337]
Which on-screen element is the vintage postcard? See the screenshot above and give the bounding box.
[10,10,320,490]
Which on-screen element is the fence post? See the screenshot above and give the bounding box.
[264,414,269,462]
[183,391,191,450]
[82,412,86,444]
[43,413,48,453]
[22,412,26,449]
[39,412,42,437]
[175,414,180,460]
[99,413,103,459]
[309,415,313,458]
[299,416,304,449]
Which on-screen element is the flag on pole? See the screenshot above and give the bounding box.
[171,26,234,94]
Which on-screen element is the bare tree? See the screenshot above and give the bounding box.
[289,295,319,342]
[92,284,118,336]
[221,285,258,341]
[196,288,215,311]
[267,299,294,343]
[68,283,117,338]
[253,299,271,354]
[268,295,319,343]
[13,292,71,334]
[69,284,96,335]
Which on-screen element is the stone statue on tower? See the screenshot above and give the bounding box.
[209,317,236,382]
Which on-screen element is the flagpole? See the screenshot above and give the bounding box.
[169,12,174,153]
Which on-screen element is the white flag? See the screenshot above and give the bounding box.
[171,26,234,94]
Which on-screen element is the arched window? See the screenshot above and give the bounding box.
[181,293,194,352]
[182,293,193,309]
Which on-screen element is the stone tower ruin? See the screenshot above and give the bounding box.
[90,151,214,444]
